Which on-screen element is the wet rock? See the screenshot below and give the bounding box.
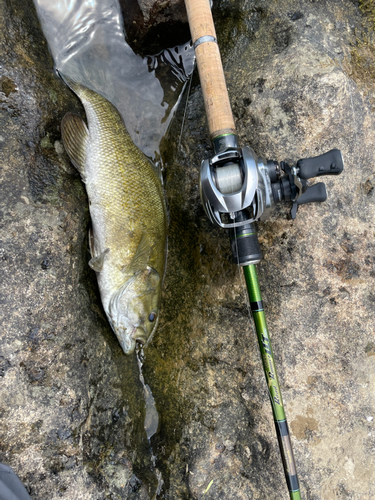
[148,0,375,498]
[120,0,190,56]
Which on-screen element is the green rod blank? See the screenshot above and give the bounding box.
[243,264,301,500]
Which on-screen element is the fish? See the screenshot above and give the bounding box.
[60,76,167,354]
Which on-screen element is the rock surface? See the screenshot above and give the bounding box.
[158,0,375,498]
[1,0,375,499]
[120,0,190,56]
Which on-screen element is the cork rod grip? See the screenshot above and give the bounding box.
[185,0,236,140]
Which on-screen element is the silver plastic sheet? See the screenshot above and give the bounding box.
[33,0,194,160]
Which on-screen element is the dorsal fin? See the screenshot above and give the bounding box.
[61,112,88,178]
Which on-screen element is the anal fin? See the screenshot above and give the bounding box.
[88,227,95,258]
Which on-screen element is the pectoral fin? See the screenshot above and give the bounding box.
[61,112,89,179]
[89,248,109,272]
[123,232,151,275]
[88,227,95,258]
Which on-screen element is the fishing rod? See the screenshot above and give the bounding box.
[184,0,344,498]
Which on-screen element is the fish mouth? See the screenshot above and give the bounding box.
[115,326,148,354]
[133,326,147,345]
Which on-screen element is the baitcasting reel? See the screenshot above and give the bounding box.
[200,137,344,265]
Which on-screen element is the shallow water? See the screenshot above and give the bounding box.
[33,0,194,160]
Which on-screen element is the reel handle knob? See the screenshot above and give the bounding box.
[297,149,344,180]
[291,182,327,219]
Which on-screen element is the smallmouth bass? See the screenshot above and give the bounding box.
[61,77,167,354]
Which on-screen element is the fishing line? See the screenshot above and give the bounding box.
[135,348,164,498]
[177,73,194,155]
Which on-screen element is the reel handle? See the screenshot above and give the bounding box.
[297,149,344,179]
[291,182,327,219]
[297,182,327,204]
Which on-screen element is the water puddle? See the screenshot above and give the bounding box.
[33,0,194,160]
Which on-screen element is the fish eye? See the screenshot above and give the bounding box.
[149,312,156,322]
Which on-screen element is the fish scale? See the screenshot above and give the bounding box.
[61,77,167,354]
